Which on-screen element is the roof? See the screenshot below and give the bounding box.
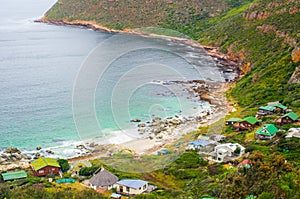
[282,112,299,121]
[1,170,27,181]
[238,159,250,167]
[117,179,148,189]
[255,124,278,136]
[189,139,211,147]
[216,143,245,151]
[226,118,241,122]
[111,193,122,198]
[241,116,261,125]
[286,128,300,139]
[31,157,60,171]
[273,103,287,110]
[259,106,275,112]
[89,168,118,187]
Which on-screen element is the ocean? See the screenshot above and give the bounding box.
[0,0,231,157]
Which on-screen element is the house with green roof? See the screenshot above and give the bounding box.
[257,106,276,116]
[272,103,288,113]
[31,157,60,177]
[234,116,261,131]
[255,124,278,140]
[226,118,241,126]
[279,112,299,124]
[1,170,27,182]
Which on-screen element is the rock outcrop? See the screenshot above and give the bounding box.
[288,66,300,84]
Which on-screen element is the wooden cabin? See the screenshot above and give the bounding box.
[31,157,60,177]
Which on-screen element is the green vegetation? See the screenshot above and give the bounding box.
[57,159,70,173]
[78,166,99,176]
[2,0,298,198]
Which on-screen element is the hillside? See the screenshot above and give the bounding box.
[44,0,248,30]
[198,0,300,109]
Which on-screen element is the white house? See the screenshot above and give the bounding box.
[212,143,245,162]
[115,179,148,195]
[89,168,118,190]
[285,128,300,139]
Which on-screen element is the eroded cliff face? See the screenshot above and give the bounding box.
[243,0,300,20]
[288,66,300,84]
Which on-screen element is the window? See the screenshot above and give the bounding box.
[39,170,44,173]
[52,168,55,171]
[126,187,130,192]
[143,185,147,189]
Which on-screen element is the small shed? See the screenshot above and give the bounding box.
[1,170,27,181]
[237,159,251,169]
[110,193,122,199]
[255,124,278,140]
[226,118,241,126]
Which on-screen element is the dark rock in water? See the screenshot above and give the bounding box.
[89,142,97,147]
[138,123,146,127]
[36,146,42,150]
[5,147,21,154]
[76,144,87,150]
[34,153,41,159]
[130,118,141,122]
[46,150,55,154]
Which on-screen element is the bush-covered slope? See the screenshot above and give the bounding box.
[45,0,251,31]
[199,0,300,108]
[44,0,300,109]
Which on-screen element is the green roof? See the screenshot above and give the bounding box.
[242,116,261,125]
[259,106,275,112]
[255,124,278,136]
[282,112,299,121]
[226,118,242,122]
[1,170,27,181]
[31,157,60,171]
[273,103,287,110]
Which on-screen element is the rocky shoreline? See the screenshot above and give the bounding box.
[0,19,237,170]
[35,18,241,76]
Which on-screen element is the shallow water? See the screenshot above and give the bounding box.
[0,0,229,155]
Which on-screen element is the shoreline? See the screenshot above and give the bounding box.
[0,18,237,169]
[35,18,241,73]
[0,81,231,168]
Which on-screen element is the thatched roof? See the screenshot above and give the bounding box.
[89,168,118,187]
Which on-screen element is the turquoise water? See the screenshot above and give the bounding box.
[0,0,228,153]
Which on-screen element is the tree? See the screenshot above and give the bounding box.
[234,146,241,155]
[79,167,99,176]
[57,159,70,173]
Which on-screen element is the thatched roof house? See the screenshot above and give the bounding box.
[89,168,118,190]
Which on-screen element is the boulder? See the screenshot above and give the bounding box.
[46,150,55,154]
[5,147,21,154]
[36,146,42,150]
[130,118,141,122]
[138,123,146,127]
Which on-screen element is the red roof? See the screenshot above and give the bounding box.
[238,159,250,167]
